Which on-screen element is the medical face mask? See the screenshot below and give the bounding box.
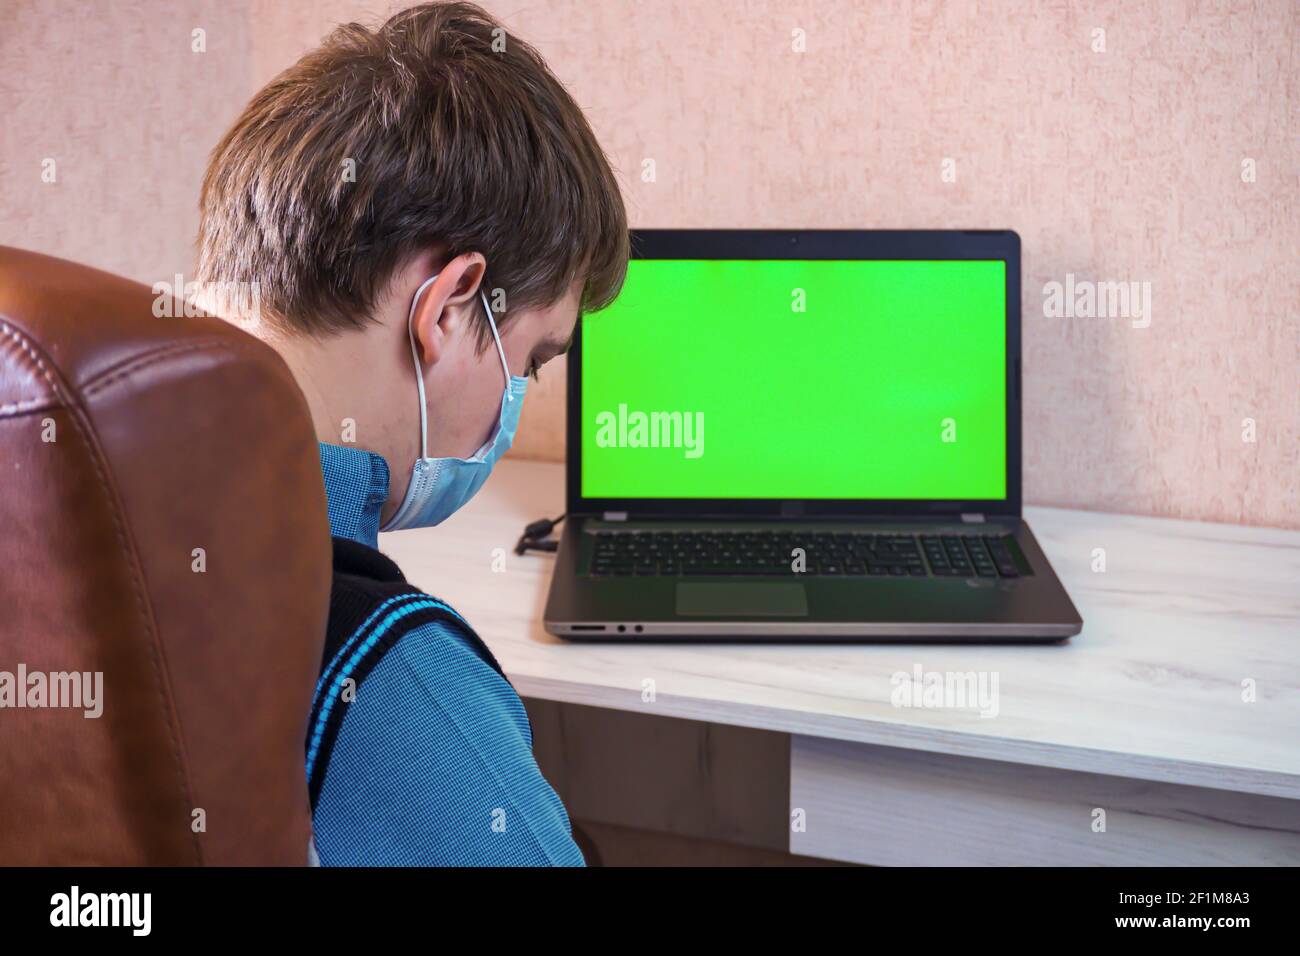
[381,275,528,532]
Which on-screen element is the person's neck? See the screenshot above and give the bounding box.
[271,335,345,443]
[252,322,414,521]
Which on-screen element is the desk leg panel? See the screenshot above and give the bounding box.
[789,735,1300,866]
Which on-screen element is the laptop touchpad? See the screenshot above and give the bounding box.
[676,582,808,617]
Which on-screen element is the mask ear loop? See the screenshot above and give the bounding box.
[480,289,515,402]
[407,277,513,462]
[406,275,439,461]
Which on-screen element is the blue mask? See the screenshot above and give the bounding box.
[381,275,528,532]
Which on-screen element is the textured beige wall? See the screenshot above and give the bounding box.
[0,0,254,282]
[1,1,1295,527]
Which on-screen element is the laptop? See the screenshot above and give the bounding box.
[544,229,1082,642]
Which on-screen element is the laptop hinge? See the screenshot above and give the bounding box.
[602,511,629,522]
[960,513,986,523]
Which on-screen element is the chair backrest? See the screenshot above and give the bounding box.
[0,246,331,865]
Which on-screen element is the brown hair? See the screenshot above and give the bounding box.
[197,1,627,343]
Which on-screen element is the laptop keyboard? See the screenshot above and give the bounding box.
[586,529,1026,578]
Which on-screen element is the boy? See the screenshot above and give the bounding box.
[196,2,627,865]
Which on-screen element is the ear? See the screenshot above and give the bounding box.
[410,252,488,368]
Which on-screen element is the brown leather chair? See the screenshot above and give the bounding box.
[0,247,331,865]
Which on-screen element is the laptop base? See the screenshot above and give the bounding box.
[544,517,1083,644]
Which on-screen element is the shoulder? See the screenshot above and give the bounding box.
[392,615,532,744]
[312,616,581,866]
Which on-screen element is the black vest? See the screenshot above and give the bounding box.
[306,537,508,809]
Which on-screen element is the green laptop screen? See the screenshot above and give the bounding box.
[580,259,1007,500]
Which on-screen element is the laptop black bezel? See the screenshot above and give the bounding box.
[565,229,1022,519]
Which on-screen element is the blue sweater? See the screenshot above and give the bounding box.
[310,442,583,866]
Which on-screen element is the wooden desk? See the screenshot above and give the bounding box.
[379,459,1300,866]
